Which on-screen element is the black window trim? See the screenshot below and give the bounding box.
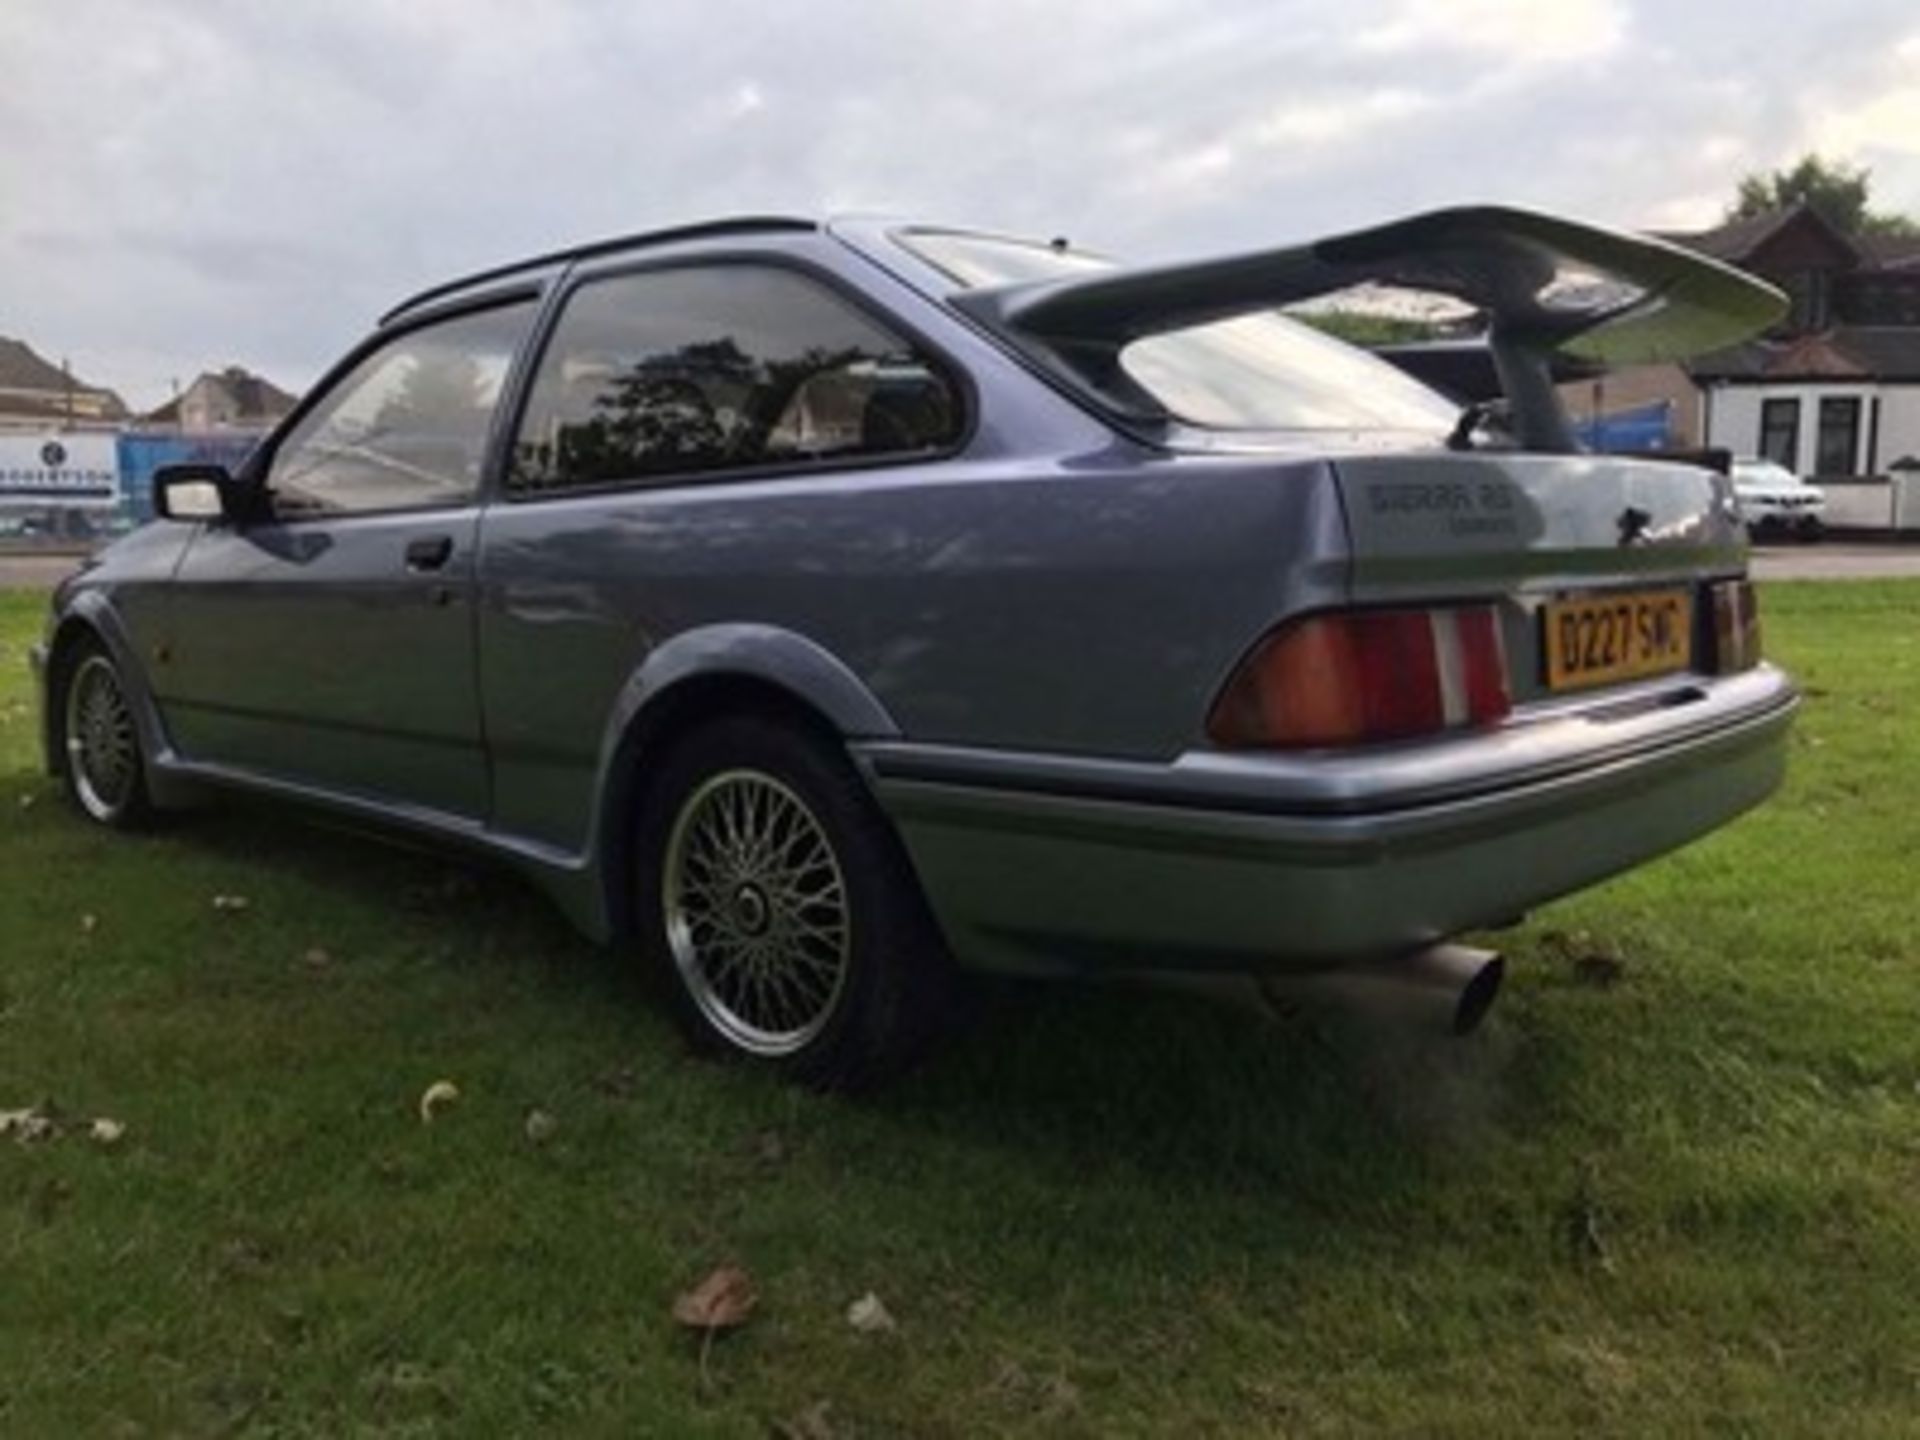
[492,248,978,507]
[239,284,548,527]
[884,221,1180,446]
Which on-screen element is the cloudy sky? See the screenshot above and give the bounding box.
[5,0,1919,411]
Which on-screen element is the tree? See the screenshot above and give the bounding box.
[1295,311,1443,347]
[373,348,489,437]
[1729,153,1918,238]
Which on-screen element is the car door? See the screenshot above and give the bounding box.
[159,299,539,819]
[474,259,967,853]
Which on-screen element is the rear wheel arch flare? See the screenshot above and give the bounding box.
[599,673,865,940]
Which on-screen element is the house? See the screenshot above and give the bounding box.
[1561,204,1920,477]
[1681,205,1920,478]
[143,366,297,431]
[0,336,129,431]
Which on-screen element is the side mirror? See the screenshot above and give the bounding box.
[153,464,235,522]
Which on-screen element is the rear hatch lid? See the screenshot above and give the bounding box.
[1333,449,1741,706]
[905,204,1783,714]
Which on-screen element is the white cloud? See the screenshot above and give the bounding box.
[1643,194,1729,231]
[1,0,1915,409]
[727,82,767,119]
[1809,62,1920,160]
[1253,89,1432,147]
[1354,0,1627,63]
[1786,28,1920,218]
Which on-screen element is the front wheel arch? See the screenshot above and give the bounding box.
[51,631,154,827]
[43,616,114,781]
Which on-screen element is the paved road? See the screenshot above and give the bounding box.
[1749,543,1920,582]
[0,553,81,590]
[6,544,1920,591]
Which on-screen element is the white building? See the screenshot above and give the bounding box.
[0,336,127,432]
[143,366,297,431]
[1676,206,1920,477]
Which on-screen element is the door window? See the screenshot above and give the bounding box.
[267,302,536,516]
[507,265,961,494]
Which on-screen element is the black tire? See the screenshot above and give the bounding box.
[55,639,153,829]
[631,713,954,1089]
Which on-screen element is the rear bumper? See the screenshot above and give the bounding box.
[860,666,1797,976]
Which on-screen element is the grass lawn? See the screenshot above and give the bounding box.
[1,582,1917,1437]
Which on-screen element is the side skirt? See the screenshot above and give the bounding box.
[149,754,615,943]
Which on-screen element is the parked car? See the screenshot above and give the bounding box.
[1731,457,1826,540]
[34,207,1799,1086]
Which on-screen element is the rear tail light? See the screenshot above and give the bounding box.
[1207,606,1512,749]
[1709,579,1762,673]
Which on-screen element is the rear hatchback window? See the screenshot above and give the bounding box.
[899,229,1457,435]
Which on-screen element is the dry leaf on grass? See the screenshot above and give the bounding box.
[673,1265,757,1330]
[1,1107,58,1144]
[418,1080,461,1123]
[211,894,251,913]
[846,1292,896,1334]
[674,1264,758,1389]
[301,947,333,970]
[89,1117,126,1147]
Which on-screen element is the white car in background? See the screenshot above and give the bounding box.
[1731,458,1826,540]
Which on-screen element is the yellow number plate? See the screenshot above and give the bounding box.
[1543,589,1692,691]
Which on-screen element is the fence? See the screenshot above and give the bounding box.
[1575,401,1673,454]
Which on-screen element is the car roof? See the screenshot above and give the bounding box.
[378,215,819,326]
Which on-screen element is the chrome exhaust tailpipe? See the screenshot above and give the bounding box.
[1258,943,1506,1037]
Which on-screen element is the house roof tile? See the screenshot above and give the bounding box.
[1689,325,1920,382]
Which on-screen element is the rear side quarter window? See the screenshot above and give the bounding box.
[508,264,963,494]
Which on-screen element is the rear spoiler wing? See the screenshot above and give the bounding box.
[952,205,1788,452]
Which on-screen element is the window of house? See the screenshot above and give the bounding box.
[1816,396,1862,477]
[1758,397,1800,471]
[267,303,536,516]
[1800,269,1829,330]
[507,265,962,494]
